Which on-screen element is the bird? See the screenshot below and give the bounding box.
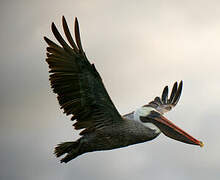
[44,16,203,163]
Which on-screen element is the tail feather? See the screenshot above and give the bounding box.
[54,142,75,157]
[54,141,81,163]
[60,151,81,163]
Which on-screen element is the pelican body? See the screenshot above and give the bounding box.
[44,16,203,163]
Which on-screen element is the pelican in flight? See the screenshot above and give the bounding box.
[44,16,203,163]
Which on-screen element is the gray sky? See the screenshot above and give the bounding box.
[1,0,220,179]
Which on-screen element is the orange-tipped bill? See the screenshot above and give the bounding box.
[143,111,203,147]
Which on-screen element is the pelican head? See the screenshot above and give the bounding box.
[139,106,203,147]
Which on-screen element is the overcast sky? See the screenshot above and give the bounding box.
[1,0,220,179]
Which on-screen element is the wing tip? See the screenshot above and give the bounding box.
[62,16,66,25]
[75,17,78,23]
[51,22,58,35]
[147,80,184,113]
[44,36,51,44]
[43,36,48,42]
[171,80,183,106]
[178,80,183,92]
[179,80,183,87]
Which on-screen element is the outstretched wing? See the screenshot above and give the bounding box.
[145,81,183,114]
[44,16,123,135]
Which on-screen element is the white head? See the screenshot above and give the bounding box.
[133,106,161,134]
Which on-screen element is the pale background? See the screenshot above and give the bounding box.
[1,0,220,179]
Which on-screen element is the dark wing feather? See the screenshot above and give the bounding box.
[44,16,122,135]
[146,81,183,114]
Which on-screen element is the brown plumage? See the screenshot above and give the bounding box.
[44,16,203,163]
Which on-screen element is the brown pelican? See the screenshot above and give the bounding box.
[44,16,203,163]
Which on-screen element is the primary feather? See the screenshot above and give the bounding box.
[44,16,123,136]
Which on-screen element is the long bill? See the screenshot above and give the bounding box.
[150,112,204,147]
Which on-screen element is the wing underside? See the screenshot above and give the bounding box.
[44,16,122,135]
